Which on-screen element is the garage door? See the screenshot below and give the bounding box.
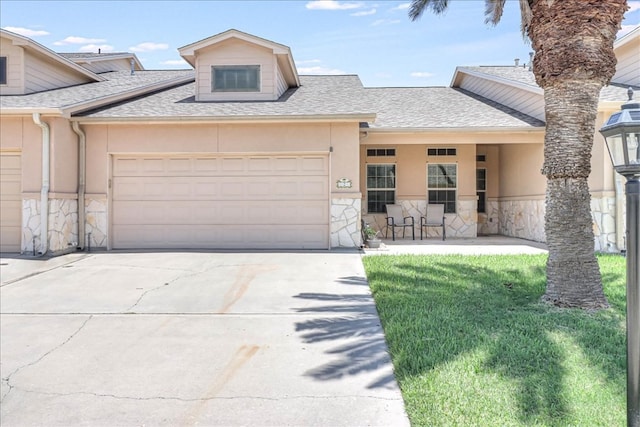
[0,153,22,253]
[112,155,329,249]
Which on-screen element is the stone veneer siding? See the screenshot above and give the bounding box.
[361,198,477,240]
[22,198,78,255]
[331,198,362,248]
[591,194,619,253]
[85,197,108,250]
[498,198,546,243]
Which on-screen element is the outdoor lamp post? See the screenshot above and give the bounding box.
[600,88,640,427]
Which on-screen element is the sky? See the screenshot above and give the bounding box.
[1,0,639,87]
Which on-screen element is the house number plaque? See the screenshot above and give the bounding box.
[336,178,352,189]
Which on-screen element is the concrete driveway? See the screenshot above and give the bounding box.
[0,251,409,427]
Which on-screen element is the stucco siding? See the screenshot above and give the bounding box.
[0,37,25,94]
[458,73,545,121]
[194,38,276,101]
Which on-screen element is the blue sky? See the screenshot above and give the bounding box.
[2,0,639,87]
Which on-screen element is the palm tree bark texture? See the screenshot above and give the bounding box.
[410,0,627,309]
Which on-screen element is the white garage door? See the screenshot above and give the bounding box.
[0,153,22,253]
[112,155,330,249]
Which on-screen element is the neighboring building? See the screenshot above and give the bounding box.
[1,27,638,254]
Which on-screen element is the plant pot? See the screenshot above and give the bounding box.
[367,239,381,249]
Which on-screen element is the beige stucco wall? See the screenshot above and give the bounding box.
[84,121,360,194]
[498,143,545,197]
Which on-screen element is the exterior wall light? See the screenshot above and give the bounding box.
[600,87,640,427]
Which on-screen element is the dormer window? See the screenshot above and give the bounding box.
[212,65,260,92]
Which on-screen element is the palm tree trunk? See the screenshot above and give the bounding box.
[529,0,627,309]
[541,82,608,309]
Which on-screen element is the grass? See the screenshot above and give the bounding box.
[362,254,627,427]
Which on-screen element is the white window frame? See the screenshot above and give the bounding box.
[366,163,396,214]
[212,65,260,92]
[427,163,457,214]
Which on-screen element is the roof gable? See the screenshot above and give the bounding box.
[178,29,299,87]
[0,28,104,83]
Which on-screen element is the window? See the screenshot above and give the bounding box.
[367,164,396,213]
[427,148,457,156]
[0,57,6,85]
[367,148,396,157]
[212,65,260,92]
[427,164,457,214]
[476,154,486,162]
[476,168,487,214]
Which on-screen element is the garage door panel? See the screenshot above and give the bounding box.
[112,154,329,249]
[114,200,328,225]
[113,224,328,249]
[114,176,327,201]
[1,153,21,252]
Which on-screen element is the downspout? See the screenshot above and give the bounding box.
[71,121,86,250]
[32,113,49,255]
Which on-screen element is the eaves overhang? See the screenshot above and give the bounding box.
[362,126,545,134]
[72,113,377,125]
[451,67,543,96]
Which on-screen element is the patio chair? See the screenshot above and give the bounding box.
[420,204,446,241]
[385,204,415,241]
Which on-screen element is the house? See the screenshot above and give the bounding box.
[1,27,638,254]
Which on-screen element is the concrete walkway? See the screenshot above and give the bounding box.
[1,251,409,427]
[364,235,549,256]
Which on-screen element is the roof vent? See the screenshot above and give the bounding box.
[514,58,520,67]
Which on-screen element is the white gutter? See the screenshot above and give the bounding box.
[71,122,86,250]
[72,113,377,124]
[32,113,50,255]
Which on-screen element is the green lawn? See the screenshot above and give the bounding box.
[363,254,627,427]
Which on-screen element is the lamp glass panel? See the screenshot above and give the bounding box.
[627,132,640,165]
[606,134,626,167]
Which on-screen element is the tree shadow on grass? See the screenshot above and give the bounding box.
[363,254,626,425]
[293,276,399,389]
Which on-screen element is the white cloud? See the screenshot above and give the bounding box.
[297,65,346,75]
[296,59,322,65]
[391,3,410,11]
[410,72,435,78]
[627,1,640,13]
[129,42,169,52]
[78,44,114,53]
[372,19,401,26]
[306,1,363,10]
[53,36,107,46]
[351,8,376,16]
[2,26,49,37]
[618,24,638,38]
[162,59,189,66]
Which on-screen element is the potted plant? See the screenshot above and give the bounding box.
[364,224,381,249]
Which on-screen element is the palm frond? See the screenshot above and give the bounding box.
[484,0,506,26]
[409,0,450,21]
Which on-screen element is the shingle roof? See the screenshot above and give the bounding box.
[76,75,375,119]
[459,66,639,102]
[362,86,544,129]
[0,70,195,111]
